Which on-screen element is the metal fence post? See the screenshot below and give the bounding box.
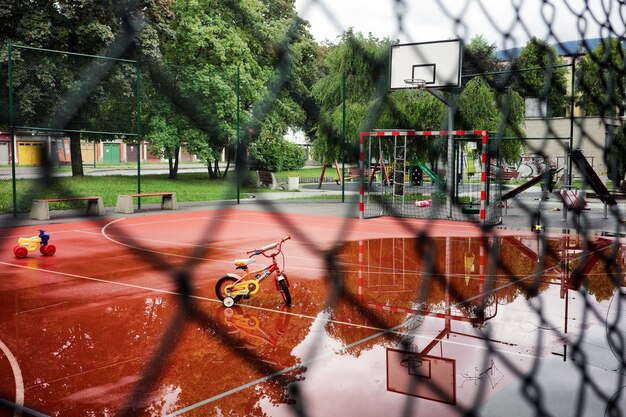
[8,39,17,218]
[136,60,141,209]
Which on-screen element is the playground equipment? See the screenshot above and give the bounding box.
[557,150,617,222]
[359,130,500,226]
[499,168,561,212]
[14,230,56,258]
[570,149,617,206]
[215,236,292,307]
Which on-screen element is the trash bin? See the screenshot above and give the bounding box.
[288,176,299,191]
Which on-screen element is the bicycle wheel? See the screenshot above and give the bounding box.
[215,276,242,304]
[278,279,291,306]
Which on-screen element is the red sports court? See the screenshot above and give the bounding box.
[1,207,624,416]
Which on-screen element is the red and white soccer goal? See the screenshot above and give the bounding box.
[358,130,501,226]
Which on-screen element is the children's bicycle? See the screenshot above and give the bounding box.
[215,236,292,307]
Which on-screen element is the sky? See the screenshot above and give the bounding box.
[294,0,626,50]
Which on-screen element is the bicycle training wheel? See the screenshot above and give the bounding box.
[278,279,291,306]
[215,276,242,304]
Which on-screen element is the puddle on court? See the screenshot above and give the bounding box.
[1,235,625,416]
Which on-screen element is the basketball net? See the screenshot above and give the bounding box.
[404,78,426,103]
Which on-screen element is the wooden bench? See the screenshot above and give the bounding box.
[115,192,177,214]
[501,171,520,181]
[256,171,286,190]
[30,196,105,220]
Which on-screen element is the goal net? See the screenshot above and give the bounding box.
[359,130,501,226]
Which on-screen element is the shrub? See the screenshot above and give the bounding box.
[249,137,306,171]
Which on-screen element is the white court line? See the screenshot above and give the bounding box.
[0,339,24,417]
[0,261,402,334]
[0,259,534,344]
[98,219,328,273]
[96,209,455,242]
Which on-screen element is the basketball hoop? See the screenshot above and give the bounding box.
[404,79,427,104]
[404,78,427,91]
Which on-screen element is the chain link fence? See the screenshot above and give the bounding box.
[1,0,626,416]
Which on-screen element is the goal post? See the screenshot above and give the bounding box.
[358,130,501,226]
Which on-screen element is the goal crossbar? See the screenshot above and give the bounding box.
[358,130,490,225]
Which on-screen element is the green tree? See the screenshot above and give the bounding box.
[311,30,446,165]
[514,37,568,117]
[0,0,172,176]
[249,136,305,172]
[577,38,626,187]
[457,76,525,163]
[576,37,626,117]
[462,35,500,84]
[606,123,626,189]
[458,38,526,164]
[147,0,317,179]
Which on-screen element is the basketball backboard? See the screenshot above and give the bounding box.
[389,39,463,90]
[387,348,456,405]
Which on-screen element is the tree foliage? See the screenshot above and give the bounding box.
[576,37,626,117]
[514,37,568,117]
[0,0,173,175]
[462,35,500,83]
[141,0,318,178]
[311,33,526,167]
[249,136,305,172]
[577,38,626,187]
[311,30,446,165]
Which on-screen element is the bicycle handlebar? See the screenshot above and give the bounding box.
[246,236,291,256]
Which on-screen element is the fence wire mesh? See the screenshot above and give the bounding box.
[1,0,626,416]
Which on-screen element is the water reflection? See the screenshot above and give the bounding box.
[327,235,625,413]
[215,305,293,368]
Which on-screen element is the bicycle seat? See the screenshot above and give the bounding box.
[234,258,256,268]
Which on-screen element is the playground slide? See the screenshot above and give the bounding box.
[570,150,617,205]
[415,162,446,187]
[500,169,556,202]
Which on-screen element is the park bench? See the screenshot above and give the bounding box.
[115,192,177,214]
[560,189,589,211]
[30,196,105,220]
[256,171,286,190]
[501,171,520,181]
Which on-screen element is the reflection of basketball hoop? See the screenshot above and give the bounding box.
[401,354,424,376]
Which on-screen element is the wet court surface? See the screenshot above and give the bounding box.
[0,209,625,416]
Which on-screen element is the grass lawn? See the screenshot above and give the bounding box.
[0,166,351,215]
[0,172,257,214]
